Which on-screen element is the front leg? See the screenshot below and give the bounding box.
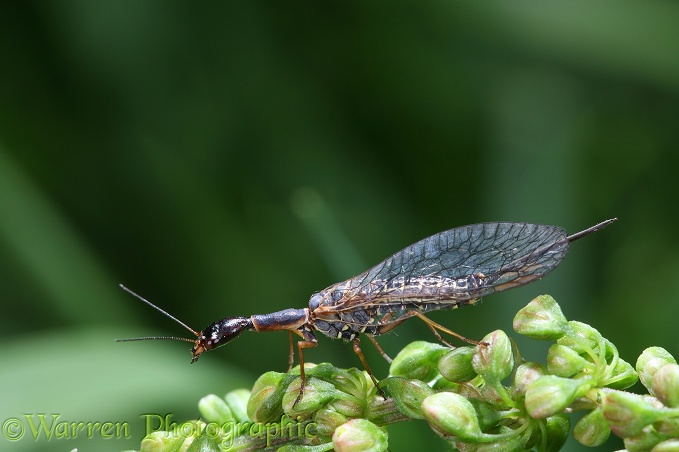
[293,327,318,408]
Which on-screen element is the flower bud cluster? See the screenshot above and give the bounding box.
[392,327,573,450]
[138,389,252,452]
[246,362,393,451]
[130,295,676,451]
[513,295,640,447]
[610,347,679,450]
[385,295,670,450]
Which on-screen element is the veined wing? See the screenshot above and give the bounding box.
[315,223,570,312]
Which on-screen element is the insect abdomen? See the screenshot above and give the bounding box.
[308,284,480,341]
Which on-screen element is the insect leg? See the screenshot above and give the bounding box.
[293,337,318,408]
[366,334,393,363]
[287,331,295,372]
[352,338,386,399]
[423,322,456,348]
[414,312,488,347]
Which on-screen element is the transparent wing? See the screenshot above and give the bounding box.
[319,223,570,310]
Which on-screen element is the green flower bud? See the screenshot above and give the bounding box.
[602,390,663,437]
[314,407,350,438]
[557,321,603,356]
[623,425,664,452]
[474,434,526,452]
[186,429,219,451]
[652,439,679,451]
[512,295,568,340]
[636,347,677,393]
[247,371,288,423]
[431,375,460,391]
[332,419,388,452]
[654,415,679,437]
[471,330,514,383]
[606,358,639,390]
[390,341,448,382]
[573,408,610,447]
[438,346,476,382]
[290,366,367,418]
[381,377,434,420]
[283,377,343,417]
[512,362,547,399]
[328,396,365,419]
[603,338,617,361]
[140,431,189,452]
[421,392,482,441]
[198,394,234,425]
[224,389,251,423]
[329,367,371,400]
[304,364,367,401]
[525,375,587,418]
[546,344,595,378]
[544,413,570,452]
[652,364,679,408]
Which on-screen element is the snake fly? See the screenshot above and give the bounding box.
[117,219,616,405]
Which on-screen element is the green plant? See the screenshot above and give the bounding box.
[125,295,679,451]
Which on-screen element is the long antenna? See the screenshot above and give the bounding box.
[115,335,196,343]
[567,218,617,242]
[115,284,199,343]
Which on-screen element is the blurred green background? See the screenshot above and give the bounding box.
[1,1,678,451]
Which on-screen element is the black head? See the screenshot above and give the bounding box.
[191,317,253,363]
